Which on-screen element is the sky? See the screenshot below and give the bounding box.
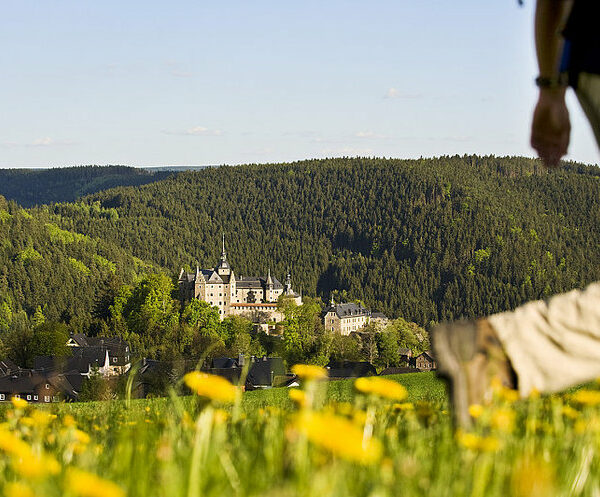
[1,0,598,168]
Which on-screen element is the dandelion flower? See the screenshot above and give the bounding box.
[562,405,579,420]
[491,408,516,433]
[355,377,408,401]
[11,453,60,478]
[66,468,125,497]
[288,389,308,408]
[393,402,414,412]
[457,431,500,452]
[183,371,237,403]
[11,397,27,409]
[291,364,327,381]
[294,412,382,464]
[468,404,484,419]
[571,389,600,406]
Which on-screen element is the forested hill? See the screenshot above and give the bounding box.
[48,155,600,327]
[0,166,172,207]
[0,195,154,334]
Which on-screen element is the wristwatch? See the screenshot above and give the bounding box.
[535,73,569,89]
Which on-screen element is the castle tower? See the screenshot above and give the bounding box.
[266,268,274,302]
[216,233,231,277]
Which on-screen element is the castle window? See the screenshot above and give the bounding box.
[44,396,50,402]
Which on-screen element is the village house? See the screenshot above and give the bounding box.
[414,352,436,371]
[0,369,77,403]
[178,235,302,327]
[323,301,371,335]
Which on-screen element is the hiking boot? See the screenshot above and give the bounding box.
[432,318,516,428]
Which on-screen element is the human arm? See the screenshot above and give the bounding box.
[530,0,573,168]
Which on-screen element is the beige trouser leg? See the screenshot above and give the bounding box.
[489,282,600,396]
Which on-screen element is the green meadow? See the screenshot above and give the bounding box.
[1,371,600,497]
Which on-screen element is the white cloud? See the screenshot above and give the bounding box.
[384,87,422,99]
[32,137,54,146]
[354,131,389,139]
[163,126,223,136]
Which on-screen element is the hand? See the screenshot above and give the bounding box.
[530,88,570,168]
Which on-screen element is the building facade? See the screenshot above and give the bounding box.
[178,236,302,323]
[324,301,372,336]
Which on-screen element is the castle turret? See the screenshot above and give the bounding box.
[216,233,231,277]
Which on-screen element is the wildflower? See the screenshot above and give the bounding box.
[213,409,229,425]
[294,412,382,464]
[4,481,35,497]
[291,364,328,381]
[456,431,500,452]
[491,408,516,433]
[183,371,237,403]
[11,397,28,409]
[20,416,35,427]
[354,377,408,401]
[562,405,579,420]
[66,468,125,497]
[468,404,484,419]
[289,389,308,408]
[11,453,60,478]
[74,429,91,445]
[571,389,600,406]
[0,429,33,459]
[491,378,519,403]
[63,415,76,427]
[511,456,556,497]
[31,410,55,426]
[393,402,414,411]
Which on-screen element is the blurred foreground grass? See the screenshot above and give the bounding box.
[1,371,600,497]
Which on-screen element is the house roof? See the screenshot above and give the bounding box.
[371,312,388,320]
[325,303,371,319]
[247,357,285,386]
[0,359,18,375]
[326,361,377,378]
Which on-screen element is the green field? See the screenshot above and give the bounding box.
[1,371,600,497]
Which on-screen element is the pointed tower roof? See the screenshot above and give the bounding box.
[266,268,274,286]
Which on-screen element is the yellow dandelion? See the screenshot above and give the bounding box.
[19,416,35,427]
[213,409,229,425]
[491,408,516,433]
[511,456,556,497]
[354,377,408,401]
[183,371,237,402]
[352,409,368,426]
[4,481,35,497]
[63,415,76,427]
[456,431,500,452]
[294,412,382,464]
[66,468,125,497]
[74,429,91,445]
[11,397,27,409]
[571,389,600,406]
[291,364,328,381]
[31,410,54,426]
[0,429,33,459]
[562,405,579,420]
[289,389,308,408]
[468,404,484,419]
[11,453,60,479]
[393,402,414,412]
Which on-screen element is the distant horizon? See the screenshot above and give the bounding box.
[2,153,599,171]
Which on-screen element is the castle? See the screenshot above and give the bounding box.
[178,236,302,326]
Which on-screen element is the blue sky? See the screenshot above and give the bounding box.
[1,0,598,168]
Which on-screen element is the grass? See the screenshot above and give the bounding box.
[1,371,600,497]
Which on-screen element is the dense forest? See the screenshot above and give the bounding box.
[40,155,600,328]
[0,195,154,339]
[0,165,171,207]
